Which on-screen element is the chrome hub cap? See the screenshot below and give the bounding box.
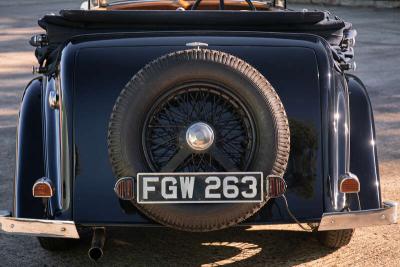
[186,122,214,151]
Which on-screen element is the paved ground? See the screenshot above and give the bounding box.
[0,1,399,266]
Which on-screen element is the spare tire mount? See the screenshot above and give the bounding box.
[108,49,290,231]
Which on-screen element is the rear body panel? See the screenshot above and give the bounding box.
[68,33,326,224]
[14,31,382,225]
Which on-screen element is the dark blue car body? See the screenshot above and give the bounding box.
[14,25,381,226]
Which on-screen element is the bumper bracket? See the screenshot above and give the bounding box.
[319,201,398,231]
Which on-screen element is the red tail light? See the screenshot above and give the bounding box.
[266,175,287,198]
[32,177,54,198]
[114,177,135,200]
[340,174,360,193]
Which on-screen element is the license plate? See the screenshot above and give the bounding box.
[137,172,263,204]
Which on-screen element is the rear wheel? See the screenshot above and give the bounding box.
[38,237,80,251]
[317,229,354,248]
[37,225,88,251]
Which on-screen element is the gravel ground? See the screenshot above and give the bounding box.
[0,1,399,266]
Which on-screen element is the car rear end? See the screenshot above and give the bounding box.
[0,7,397,260]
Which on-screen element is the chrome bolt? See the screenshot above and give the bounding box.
[381,215,386,220]
[10,224,14,228]
[48,90,59,109]
[60,227,66,232]
[186,42,209,48]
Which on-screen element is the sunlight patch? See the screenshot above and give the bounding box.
[201,242,261,266]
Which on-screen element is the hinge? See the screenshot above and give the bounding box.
[29,34,48,47]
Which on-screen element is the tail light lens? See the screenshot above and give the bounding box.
[32,177,54,198]
[340,173,360,193]
[114,177,135,200]
[266,175,287,198]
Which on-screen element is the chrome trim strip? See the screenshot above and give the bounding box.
[55,69,72,211]
[48,90,59,109]
[318,201,398,231]
[0,217,79,238]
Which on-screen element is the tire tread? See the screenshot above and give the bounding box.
[38,237,79,251]
[317,229,354,248]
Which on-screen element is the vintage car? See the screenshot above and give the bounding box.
[0,0,397,262]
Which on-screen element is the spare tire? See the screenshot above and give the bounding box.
[108,49,290,231]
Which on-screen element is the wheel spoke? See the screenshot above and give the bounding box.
[150,136,177,150]
[161,147,192,172]
[144,84,255,172]
[210,147,239,172]
[148,125,186,128]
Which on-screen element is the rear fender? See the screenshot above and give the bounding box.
[347,74,381,210]
[13,77,45,218]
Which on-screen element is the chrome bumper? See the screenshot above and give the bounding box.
[0,217,79,238]
[319,201,398,231]
[0,201,397,236]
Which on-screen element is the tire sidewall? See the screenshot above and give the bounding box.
[108,49,289,231]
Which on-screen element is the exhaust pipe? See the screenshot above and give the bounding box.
[88,227,106,262]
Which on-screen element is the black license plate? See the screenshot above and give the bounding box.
[137,172,263,204]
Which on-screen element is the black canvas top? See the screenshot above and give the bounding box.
[54,10,327,26]
[35,10,349,73]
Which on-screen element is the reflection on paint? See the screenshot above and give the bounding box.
[371,139,375,146]
[285,119,318,199]
[334,112,340,120]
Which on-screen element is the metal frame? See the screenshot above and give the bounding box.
[191,0,256,10]
[88,0,285,9]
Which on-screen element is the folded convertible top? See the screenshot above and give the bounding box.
[48,10,327,26]
[39,10,346,41]
[35,10,349,72]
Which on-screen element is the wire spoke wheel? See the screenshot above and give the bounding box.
[108,49,290,231]
[142,83,256,172]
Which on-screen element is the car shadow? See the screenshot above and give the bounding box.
[58,226,337,266]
